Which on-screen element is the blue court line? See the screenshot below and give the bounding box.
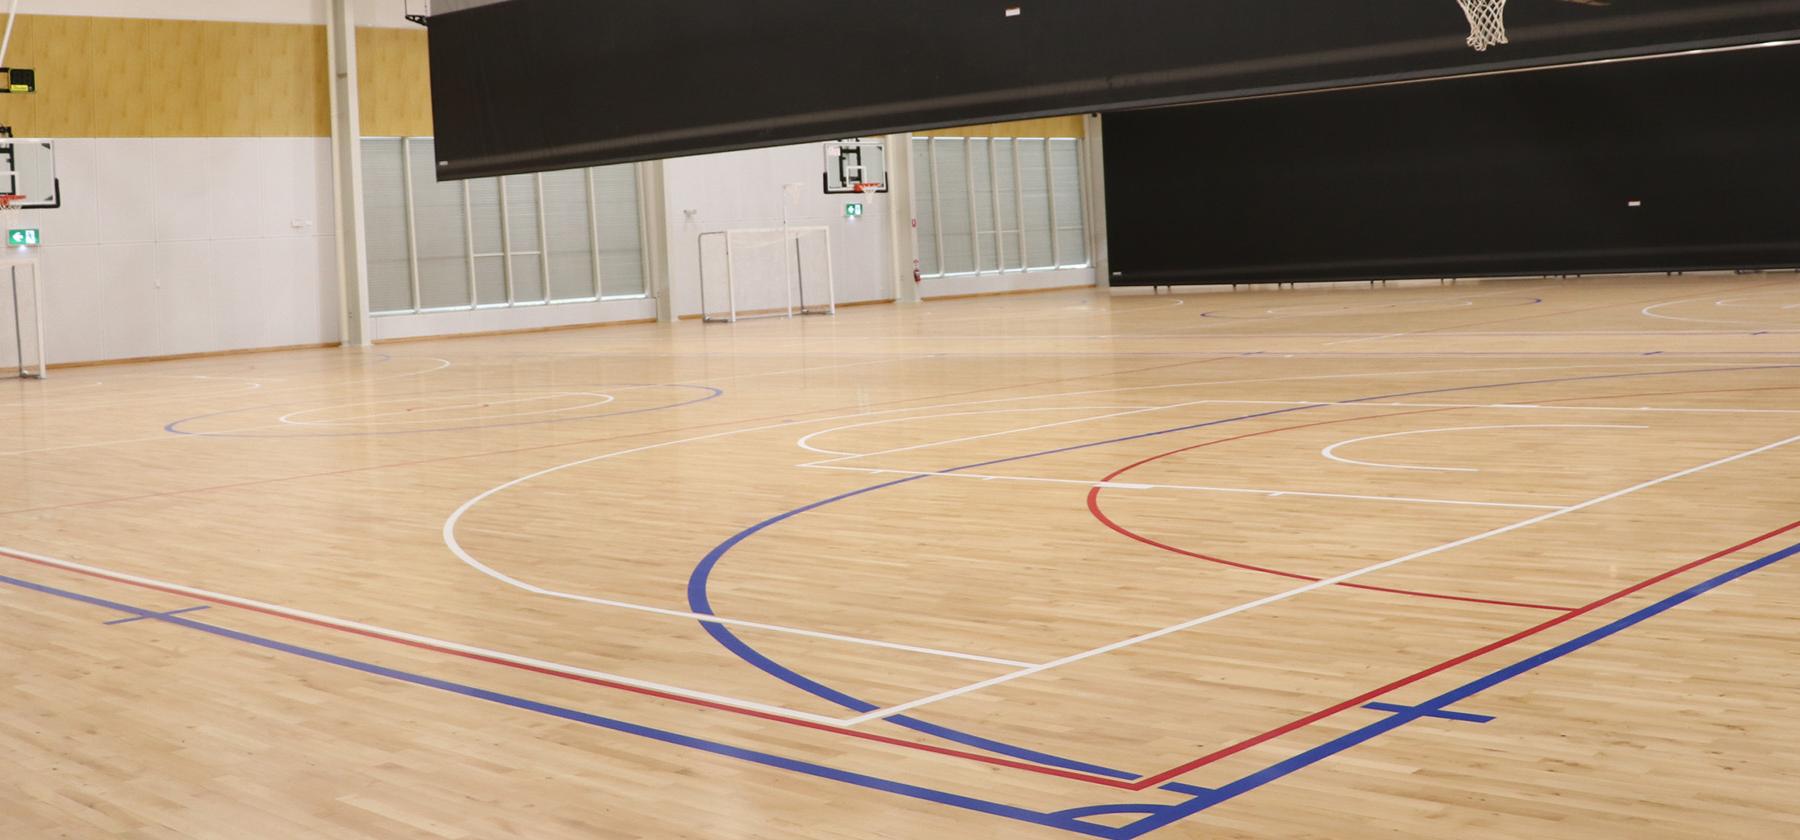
[2,534,1794,838]
[688,363,1800,779]
[163,384,723,438]
[1362,701,1493,724]
[0,572,1116,839]
[104,605,210,625]
[1109,536,1800,839]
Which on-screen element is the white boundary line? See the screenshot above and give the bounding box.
[0,546,864,726]
[1194,399,1800,416]
[798,404,1205,465]
[1320,424,1648,473]
[444,361,1709,660]
[1642,297,1800,327]
[844,430,1800,725]
[795,406,1147,458]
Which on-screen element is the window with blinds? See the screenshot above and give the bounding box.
[912,135,1089,278]
[360,137,649,315]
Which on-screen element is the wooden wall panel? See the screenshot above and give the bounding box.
[0,15,329,137]
[356,27,433,138]
[914,116,1087,139]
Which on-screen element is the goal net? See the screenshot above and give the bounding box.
[3,259,47,378]
[698,226,836,323]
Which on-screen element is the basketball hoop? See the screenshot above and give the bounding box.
[850,182,884,194]
[1458,0,1509,51]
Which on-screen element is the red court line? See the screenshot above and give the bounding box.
[1127,519,1800,790]
[0,547,1142,791]
[5,375,1789,791]
[1088,381,1800,612]
[1087,405,1580,612]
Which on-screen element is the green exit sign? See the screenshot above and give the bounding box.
[8,228,38,246]
[845,203,864,218]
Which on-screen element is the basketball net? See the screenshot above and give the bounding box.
[1458,0,1509,51]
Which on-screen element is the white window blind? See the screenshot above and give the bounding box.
[592,164,645,298]
[361,139,413,313]
[503,174,546,303]
[409,138,472,310]
[911,137,939,277]
[913,135,1087,279]
[541,168,596,301]
[934,139,975,275]
[1051,139,1088,268]
[361,137,649,315]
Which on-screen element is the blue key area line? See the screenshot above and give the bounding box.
[688,363,1800,778]
[1362,701,1494,724]
[4,535,1795,838]
[104,605,210,625]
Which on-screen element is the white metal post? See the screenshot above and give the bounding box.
[497,177,515,304]
[988,138,1005,273]
[462,181,478,305]
[725,234,738,322]
[1083,114,1111,289]
[928,139,945,277]
[535,172,551,303]
[1012,139,1028,270]
[1046,139,1062,269]
[401,138,421,312]
[964,138,979,272]
[324,0,370,345]
[586,168,603,299]
[823,228,837,314]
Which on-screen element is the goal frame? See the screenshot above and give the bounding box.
[4,257,46,378]
[697,226,837,324]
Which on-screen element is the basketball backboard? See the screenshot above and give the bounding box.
[0,137,60,208]
[822,140,887,195]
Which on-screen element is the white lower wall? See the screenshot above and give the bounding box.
[664,144,896,318]
[368,296,658,341]
[918,266,1096,299]
[0,137,339,368]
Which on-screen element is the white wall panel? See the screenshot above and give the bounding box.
[665,142,892,318]
[95,139,158,244]
[0,138,341,367]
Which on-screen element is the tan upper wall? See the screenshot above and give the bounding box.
[0,15,429,138]
[357,27,432,137]
[0,15,329,137]
[915,116,1086,139]
[0,13,1058,142]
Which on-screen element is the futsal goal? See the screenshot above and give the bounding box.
[698,226,836,323]
[2,257,46,378]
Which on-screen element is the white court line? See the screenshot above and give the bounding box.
[443,361,1759,660]
[1642,297,1799,327]
[844,430,1800,725]
[1192,399,1800,415]
[0,546,864,726]
[795,406,1148,457]
[1320,424,1648,473]
[797,463,1567,510]
[799,403,1207,465]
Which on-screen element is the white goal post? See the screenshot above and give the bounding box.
[2,257,45,379]
[698,226,837,323]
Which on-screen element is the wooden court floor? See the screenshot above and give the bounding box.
[3,273,1798,839]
